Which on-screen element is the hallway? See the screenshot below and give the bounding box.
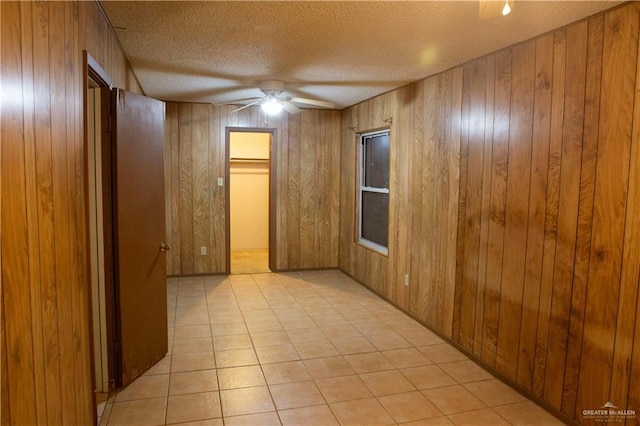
[99,270,563,425]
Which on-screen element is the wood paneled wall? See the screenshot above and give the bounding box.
[1,2,142,424]
[164,103,341,274]
[340,3,640,423]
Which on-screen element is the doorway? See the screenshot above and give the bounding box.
[85,53,116,421]
[225,129,277,274]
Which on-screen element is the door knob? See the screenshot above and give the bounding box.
[159,243,171,252]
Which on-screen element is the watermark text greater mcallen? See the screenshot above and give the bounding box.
[582,402,636,423]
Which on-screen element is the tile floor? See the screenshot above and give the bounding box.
[99,270,565,425]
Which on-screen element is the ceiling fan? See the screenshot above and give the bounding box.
[228,80,336,115]
[479,0,513,19]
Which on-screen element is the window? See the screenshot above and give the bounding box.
[358,129,390,255]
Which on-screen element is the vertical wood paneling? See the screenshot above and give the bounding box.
[482,49,511,367]
[178,104,194,272]
[191,104,210,273]
[1,1,143,423]
[496,40,535,380]
[455,60,487,351]
[516,33,553,391]
[20,2,48,424]
[164,104,341,274]
[544,21,588,409]
[577,5,638,414]
[339,4,640,424]
[2,4,38,423]
[532,29,566,398]
[287,112,301,269]
[561,16,602,417]
[620,8,640,416]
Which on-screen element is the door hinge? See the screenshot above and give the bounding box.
[108,115,113,133]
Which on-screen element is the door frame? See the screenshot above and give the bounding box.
[83,51,116,401]
[225,127,278,274]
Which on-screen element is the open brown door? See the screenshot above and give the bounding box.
[112,89,168,387]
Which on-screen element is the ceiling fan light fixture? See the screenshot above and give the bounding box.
[261,98,283,115]
[502,0,511,16]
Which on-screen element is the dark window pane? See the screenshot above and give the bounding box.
[361,191,388,247]
[364,134,389,188]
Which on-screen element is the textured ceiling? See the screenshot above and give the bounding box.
[101,1,622,109]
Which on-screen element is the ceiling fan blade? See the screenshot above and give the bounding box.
[229,99,262,114]
[479,0,512,19]
[289,97,335,109]
[281,101,301,114]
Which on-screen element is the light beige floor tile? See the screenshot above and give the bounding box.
[401,365,457,390]
[215,348,258,368]
[464,379,527,407]
[377,391,443,423]
[217,365,266,390]
[250,330,291,347]
[169,369,218,395]
[360,370,417,396]
[255,344,301,364]
[447,408,511,425]
[171,352,216,372]
[303,356,355,379]
[382,348,432,369]
[262,360,312,384]
[330,397,395,426]
[439,360,494,384]
[107,397,167,426]
[320,324,363,339]
[246,318,283,333]
[220,386,276,417]
[167,419,223,426]
[315,375,372,403]
[418,344,468,364]
[367,332,413,351]
[173,324,212,340]
[422,385,487,415]
[115,374,169,401]
[286,327,328,344]
[166,391,221,424]
[172,336,213,354]
[331,336,377,355]
[269,380,325,410]
[399,416,454,425]
[354,322,394,337]
[223,411,281,426]
[212,334,253,351]
[344,352,395,374]
[144,355,171,376]
[279,404,339,426]
[294,340,339,359]
[272,305,308,319]
[242,309,277,321]
[312,313,350,327]
[209,312,245,324]
[210,322,248,336]
[400,330,445,347]
[493,401,565,425]
[160,271,553,426]
[278,315,317,330]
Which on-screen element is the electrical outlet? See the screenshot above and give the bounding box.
[200,246,207,255]
[404,274,409,286]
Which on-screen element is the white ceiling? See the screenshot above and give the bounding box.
[101,1,622,109]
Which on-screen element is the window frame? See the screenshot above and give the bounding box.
[357,128,390,256]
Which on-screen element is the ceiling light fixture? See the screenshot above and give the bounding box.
[502,0,511,16]
[261,98,283,115]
